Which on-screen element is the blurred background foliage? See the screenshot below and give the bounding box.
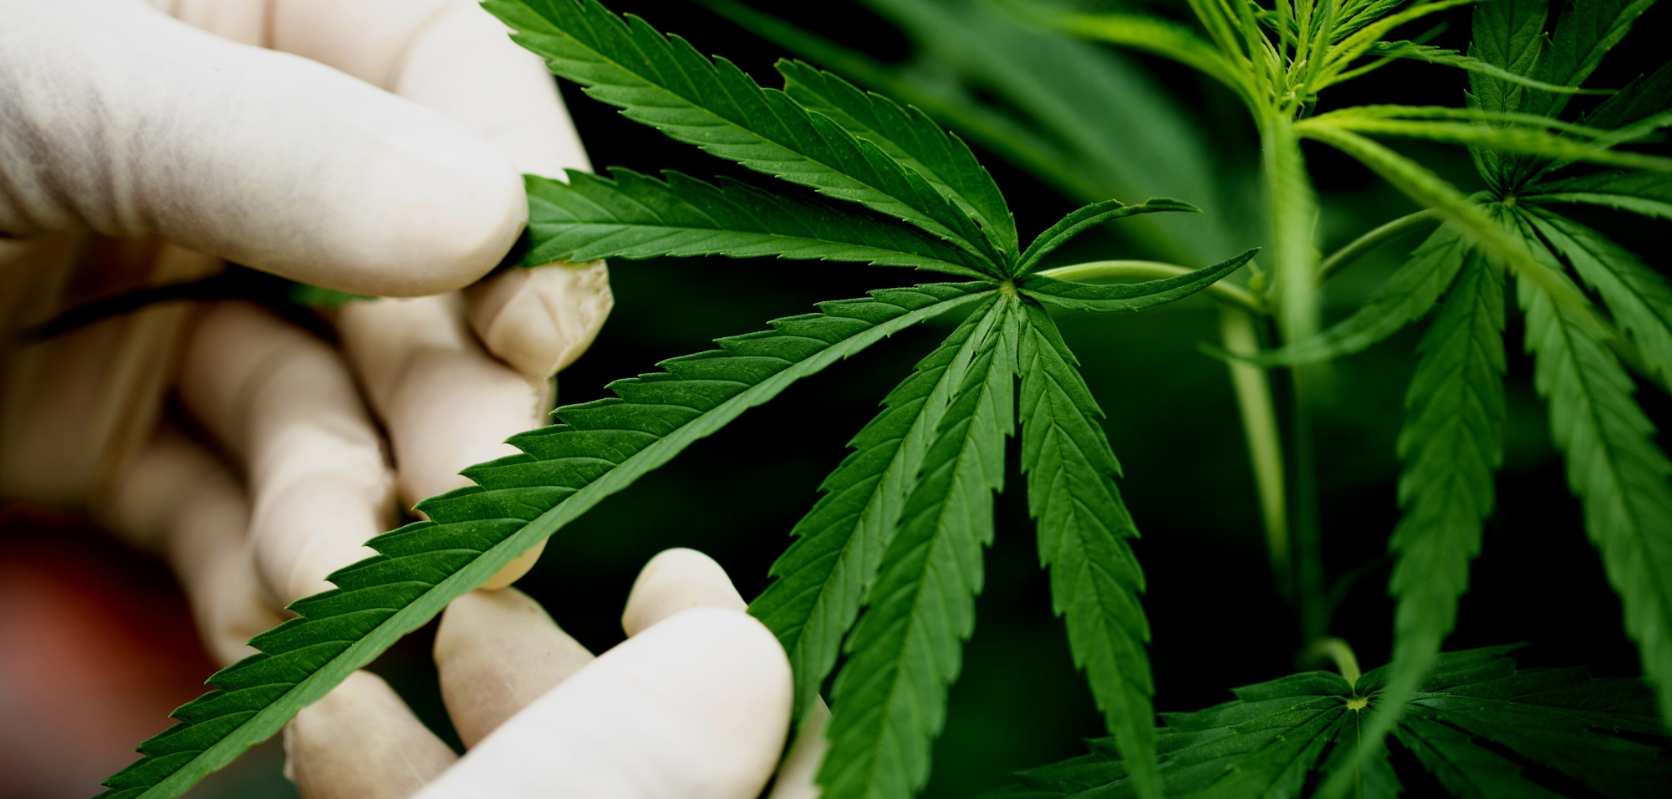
[2,1,1667,796]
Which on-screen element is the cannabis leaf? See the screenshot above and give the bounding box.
[523,169,990,277]
[750,295,1000,718]
[1244,224,1465,365]
[482,0,1007,271]
[1018,302,1158,799]
[99,282,991,798]
[993,647,1672,798]
[819,297,1020,799]
[1527,171,1672,221]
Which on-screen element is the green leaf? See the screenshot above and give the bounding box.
[523,169,989,277]
[99,282,993,799]
[1371,40,1606,97]
[777,60,1017,255]
[1334,252,1507,799]
[1526,171,1672,221]
[1516,222,1672,725]
[1045,11,1248,100]
[1018,302,1159,799]
[483,0,1005,271]
[1466,0,1547,184]
[819,298,1019,799]
[1519,0,1657,121]
[1016,199,1201,276]
[993,648,1672,798]
[1244,224,1469,365]
[1303,114,1672,173]
[750,295,999,718]
[1020,248,1258,314]
[1526,208,1672,390]
[1296,123,1609,338]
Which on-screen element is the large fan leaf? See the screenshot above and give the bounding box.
[99,282,992,799]
[992,648,1672,798]
[1015,199,1200,276]
[523,169,989,277]
[750,295,999,717]
[777,60,1017,254]
[819,298,1019,799]
[1517,224,1672,724]
[1247,224,1467,365]
[1018,302,1159,799]
[483,0,1004,270]
[1467,0,1548,186]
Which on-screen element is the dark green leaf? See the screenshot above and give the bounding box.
[99,282,993,799]
[778,60,1017,255]
[819,298,1019,799]
[1018,302,1159,799]
[993,648,1672,798]
[1526,171,1672,222]
[523,169,990,277]
[1246,225,1468,365]
[483,0,1005,270]
[750,296,999,717]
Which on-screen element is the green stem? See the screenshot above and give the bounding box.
[1219,310,1289,580]
[1317,208,1438,282]
[1287,364,1328,645]
[1308,637,1363,690]
[1037,260,1267,315]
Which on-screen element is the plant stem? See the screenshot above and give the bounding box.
[1219,310,1289,580]
[1287,364,1328,645]
[1317,208,1438,282]
[1308,637,1363,689]
[1037,260,1267,315]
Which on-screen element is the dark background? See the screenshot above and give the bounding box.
[2,1,1666,796]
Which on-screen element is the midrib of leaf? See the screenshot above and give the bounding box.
[1514,216,1672,724]
[482,0,1005,271]
[750,295,1000,717]
[1017,303,1160,799]
[101,283,993,799]
[820,298,1019,799]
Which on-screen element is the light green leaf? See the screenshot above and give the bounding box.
[1517,223,1672,725]
[1303,115,1672,173]
[98,282,993,799]
[1526,208,1672,390]
[1525,171,1672,221]
[777,60,1017,255]
[820,298,1019,799]
[1020,248,1258,314]
[1296,123,1608,338]
[1046,11,1247,101]
[750,295,999,717]
[483,0,1004,269]
[1018,302,1159,799]
[1016,199,1200,276]
[1245,224,1468,365]
[523,169,989,277]
[993,648,1672,798]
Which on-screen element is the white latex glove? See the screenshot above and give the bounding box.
[0,0,626,792]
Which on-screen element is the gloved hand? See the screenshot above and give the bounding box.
[0,0,671,793]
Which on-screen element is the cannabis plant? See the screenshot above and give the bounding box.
[101,1,1672,798]
[100,1,1249,797]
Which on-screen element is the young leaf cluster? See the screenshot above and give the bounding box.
[994,646,1672,798]
[103,2,1256,798]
